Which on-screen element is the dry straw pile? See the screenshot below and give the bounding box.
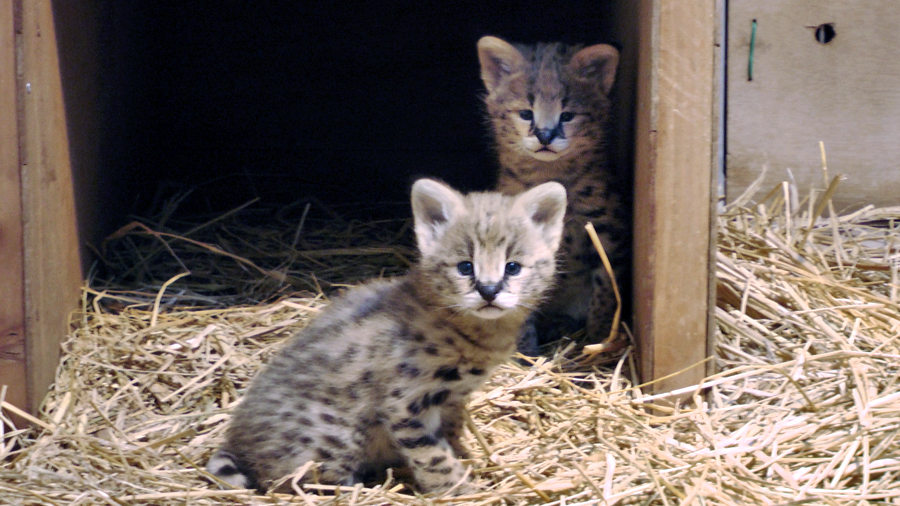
[3,180,900,505]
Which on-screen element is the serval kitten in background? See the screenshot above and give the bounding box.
[207,178,567,495]
[477,35,630,354]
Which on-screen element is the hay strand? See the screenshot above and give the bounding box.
[582,222,623,352]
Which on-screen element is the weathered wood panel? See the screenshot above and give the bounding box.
[52,0,103,266]
[634,0,717,395]
[0,0,27,421]
[19,0,83,415]
[727,1,900,210]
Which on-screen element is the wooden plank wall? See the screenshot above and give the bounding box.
[0,0,27,419]
[634,0,717,396]
[17,0,82,416]
[727,1,900,210]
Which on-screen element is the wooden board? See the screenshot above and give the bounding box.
[18,0,83,416]
[727,1,900,210]
[0,0,27,422]
[634,0,717,396]
[52,0,103,261]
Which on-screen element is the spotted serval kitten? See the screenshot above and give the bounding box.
[207,178,566,494]
[477,35,630,352]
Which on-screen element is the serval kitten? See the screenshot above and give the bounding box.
[207,178,566,495]
[477,35,630,352]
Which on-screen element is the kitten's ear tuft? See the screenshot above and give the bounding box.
[515,182,567,249]
[569,44,619,95]
[411,179,465,256]
[477,36,526,93]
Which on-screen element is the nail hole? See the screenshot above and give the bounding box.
[815,23,836,44]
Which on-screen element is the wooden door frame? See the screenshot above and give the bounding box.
[0,0,82,423]
[634,0,718,397]
[0,0,28,423]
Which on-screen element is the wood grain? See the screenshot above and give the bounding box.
[727,1,900,210]
[0,0,27,421]
[634,0,717,395]
[20,0,83,414]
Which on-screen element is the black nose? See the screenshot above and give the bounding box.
[534,128,556,146]
[475,282,502,302]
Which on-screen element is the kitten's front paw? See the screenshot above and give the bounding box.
[516,322,540,357]
[517,313,584,356]
[438,479,480,497]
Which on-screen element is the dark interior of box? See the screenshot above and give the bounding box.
[55,1,637,255]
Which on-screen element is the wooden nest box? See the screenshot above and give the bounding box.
[1,0,722,419]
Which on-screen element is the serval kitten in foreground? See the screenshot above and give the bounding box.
[478,35,631,353]
[207,178,566,495]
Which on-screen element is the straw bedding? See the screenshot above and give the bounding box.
[3,183,900,505]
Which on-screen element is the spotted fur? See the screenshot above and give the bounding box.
[477,35,630,351]
[207,179,566,495]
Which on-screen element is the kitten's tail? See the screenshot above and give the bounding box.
[206,449,257,489]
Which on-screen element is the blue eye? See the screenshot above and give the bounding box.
[560,112,575,122]
[518,110,534,121]
[505,262,522,276]
[457,261,474,276]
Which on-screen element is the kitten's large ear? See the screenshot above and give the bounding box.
[411,179,466,257]
[477,36,526,93]
[569,44,619,95]
[514,182,567,249]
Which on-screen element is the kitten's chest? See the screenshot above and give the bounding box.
[385,321,508,394]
